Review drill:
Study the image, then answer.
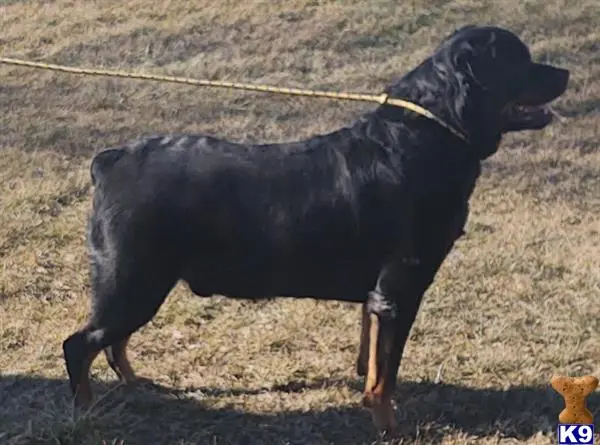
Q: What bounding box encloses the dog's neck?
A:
[372,58,502,160]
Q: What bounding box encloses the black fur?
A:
[63,25,569,416]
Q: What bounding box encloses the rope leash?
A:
[0,56,467,142]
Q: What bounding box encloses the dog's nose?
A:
[532,63,570,99]
[549,66,570,91]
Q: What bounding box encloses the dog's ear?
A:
[437,26,505,91]
[447,41,490,87]
[432,45,474,135]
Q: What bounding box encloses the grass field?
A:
[1,1,599,444]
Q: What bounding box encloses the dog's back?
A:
[86,128,410,300]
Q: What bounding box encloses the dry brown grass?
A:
[1,0,599,444]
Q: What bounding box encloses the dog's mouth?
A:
[501,102,564,132]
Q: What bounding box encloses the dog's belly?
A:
[180,253,379,302]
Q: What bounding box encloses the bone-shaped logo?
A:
[551,375,598,424]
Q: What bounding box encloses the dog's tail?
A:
[90,148,126,186]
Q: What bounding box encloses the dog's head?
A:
[382,25,569,159]
[433,25,569,155]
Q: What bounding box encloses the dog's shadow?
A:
[1,374,598,445]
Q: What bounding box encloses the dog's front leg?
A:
[362,259,426,436]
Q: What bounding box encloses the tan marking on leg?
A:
[75,350,100,407]
[105,336,137,384]
[363,313,382,411]
[369,369,398,435]
[363,318,399,435]
[365,313,379,394]
[114,336,137,384]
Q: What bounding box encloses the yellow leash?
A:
[0,56,468,142]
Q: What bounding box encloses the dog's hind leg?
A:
[63,270,176,407]
[62,325,101,408]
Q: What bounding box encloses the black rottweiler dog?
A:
[63,25,569,434]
